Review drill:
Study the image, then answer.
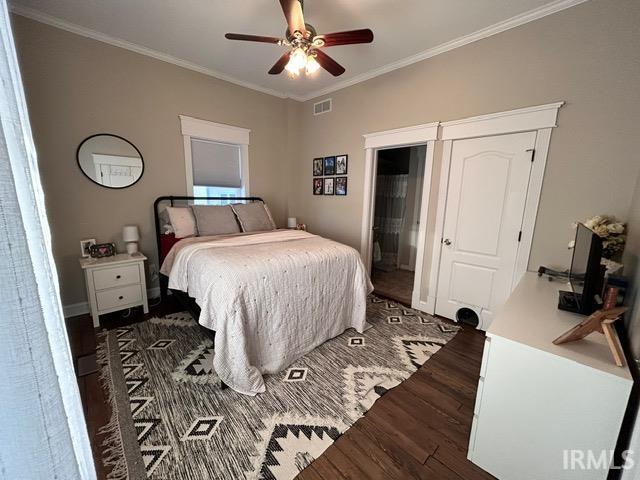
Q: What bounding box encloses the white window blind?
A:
[191,138,242,188]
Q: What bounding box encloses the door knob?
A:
[443,238,452,246]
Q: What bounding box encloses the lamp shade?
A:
[287,217,297,229]
[122,225,140,242]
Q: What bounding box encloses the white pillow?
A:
[158,209,174,234]
[165,206,197,238]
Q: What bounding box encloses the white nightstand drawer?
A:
[93,264,140,290]
[96,284,143,311]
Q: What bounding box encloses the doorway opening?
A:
[371,145,426,305]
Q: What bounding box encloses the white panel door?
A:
[435,132,536,328]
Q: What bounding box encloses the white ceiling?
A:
[11,0,586,101]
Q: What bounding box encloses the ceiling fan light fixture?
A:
[284,62,300,78]
[225,1,373,77]
[305,54,320,75]
[286,47,307,74]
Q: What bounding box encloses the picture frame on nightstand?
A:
[80,238,96,257]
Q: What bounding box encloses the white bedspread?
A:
[166,230,373,395]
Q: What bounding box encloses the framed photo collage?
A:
[313,154,348,196]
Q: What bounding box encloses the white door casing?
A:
[435,131,536,328]
[361,123,439,311]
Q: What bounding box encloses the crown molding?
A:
[9,4,289,99]
[298,0,589,102]
[11,0,589,103]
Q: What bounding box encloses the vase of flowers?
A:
[571,215,626,260]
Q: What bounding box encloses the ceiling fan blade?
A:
[268,51,292,75]
[315,29,374,47]
[313,49,346,76]
[225,33,283,44]
[279,0,307,37]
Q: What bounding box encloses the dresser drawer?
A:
[92,264,140,290]
[96,284,143,311]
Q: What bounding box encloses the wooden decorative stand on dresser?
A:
[79,253,149,327]
[469,272,633,480]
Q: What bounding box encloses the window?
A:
[180,115,250,204]
[192,186,243,205]
[190,138,243,205]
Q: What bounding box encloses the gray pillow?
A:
[190,205,241,236]
[231,202,276,232]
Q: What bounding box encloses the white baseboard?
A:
[63,286,161,318]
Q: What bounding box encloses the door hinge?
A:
[518,231,523,242]
[526,148,535,162]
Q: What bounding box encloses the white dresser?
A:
[469,272,633,480]
[79,253,149,327]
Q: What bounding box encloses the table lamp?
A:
[122,225,140,254]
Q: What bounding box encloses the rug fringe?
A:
[96,331,130,480]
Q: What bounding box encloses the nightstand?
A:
[79,253,149,327]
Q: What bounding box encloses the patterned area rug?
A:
[98,296,459,479]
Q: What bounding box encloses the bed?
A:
[153,196,373,395]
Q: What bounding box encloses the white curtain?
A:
[373,174,409,271]
[0,2,95,478]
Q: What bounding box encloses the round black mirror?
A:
[76,134,143,189]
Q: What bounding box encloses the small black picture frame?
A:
[336,154,348,175]
[313,158,323,176]
[335,176,347,196]
[323,177,335,195]
[89,242,117,258]
[323,156,336,176]
[313,178,323,195]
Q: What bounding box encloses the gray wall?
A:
[289,0,640,301]
[623,174,640,358]
[12,0,640,310]
[12,15,289,306]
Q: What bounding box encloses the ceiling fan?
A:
[225,0,373,77]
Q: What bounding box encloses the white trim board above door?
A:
[440,102,564,140]
[426,102,564,329]
[361,122,439,312]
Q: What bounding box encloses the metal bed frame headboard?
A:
[153,195,264,298]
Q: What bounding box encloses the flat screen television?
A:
[558,223,605,315]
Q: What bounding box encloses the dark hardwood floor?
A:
[371,268,415,306]
[66,299,494,480]
[66,298,183,479]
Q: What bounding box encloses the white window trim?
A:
[361,122,439,311]
[179,115,250,196]
[425,102,564,315]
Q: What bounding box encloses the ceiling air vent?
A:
[313,98,332,116]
